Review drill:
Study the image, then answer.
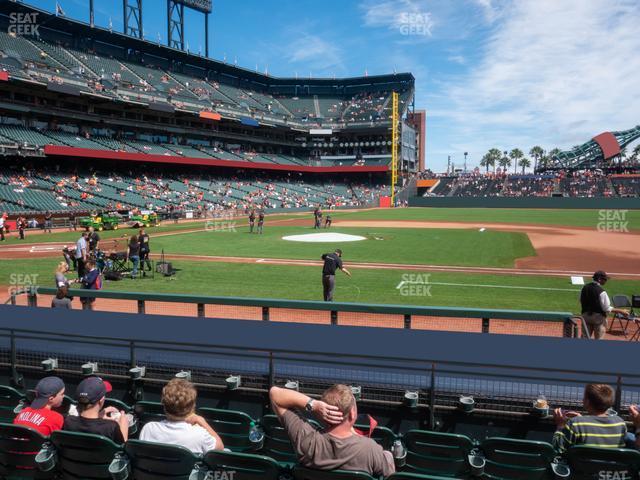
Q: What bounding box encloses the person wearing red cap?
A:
[62,377,128,443]
[13,376,65,436]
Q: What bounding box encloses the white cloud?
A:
[361,0,434,37]
[285,34,345,73]
[447,55,466,65]
[469,0,504,23]
[431,0,640,165]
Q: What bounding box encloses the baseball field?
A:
[1,207,639,314]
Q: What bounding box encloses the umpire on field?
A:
[321,249,351,301]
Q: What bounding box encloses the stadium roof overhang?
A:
[0,2,414,89]
[43,145,389,174]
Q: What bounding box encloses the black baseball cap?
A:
[335,249,343,255]
[593,270,610,281]
[31,376,65,409]
[76,377,112,404]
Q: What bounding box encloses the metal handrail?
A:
[29,287,573,323]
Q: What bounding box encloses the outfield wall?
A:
[409,196,640,209]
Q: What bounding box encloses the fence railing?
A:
[0,317,636,421]
[10,287,578,338]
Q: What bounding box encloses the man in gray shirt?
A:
[75,232,88,279]
[269,384,394,476]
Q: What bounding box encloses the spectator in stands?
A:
[75,232,88,279]
[553,384,627,453]
[270,384,394,476]
[51,286,72,309]
[139,378,224,454]
[63,377,128,443]
[628,405,640,449]
[79,259,102,310]
[127,234,140,278]
[580,271,628,339]
[13,376,65,436]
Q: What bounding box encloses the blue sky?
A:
[28,0,640,171]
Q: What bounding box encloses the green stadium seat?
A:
[566,445,640,479]
[123,439,207,480]
[353,422,396,450]
[133,401,165,426]
[0,385,25,422]
[203,450,280,480]
[103,399,138,437]
[387,474,467,480]
[0,422,53,479]
[292,466,377,480]
[480,437,559,480]
[49,430,122,479]
[259,414,299,465]
[196,407,257,452]
[403,430,476,478]
[104,398,133,412]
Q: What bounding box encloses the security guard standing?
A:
[321,249,351,301]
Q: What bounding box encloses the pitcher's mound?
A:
[282,232,367,243]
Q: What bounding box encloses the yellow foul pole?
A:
[390,91,399,207]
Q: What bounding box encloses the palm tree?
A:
[487,148,502,173]
[498,154,511,171]
[529,146,544,172]
[542,148,561,170]
[519,157,531,174]
[509,148,524,174]
[480,153,491,172]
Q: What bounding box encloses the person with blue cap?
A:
[13,376,65,435]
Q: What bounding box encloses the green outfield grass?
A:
[2,257,639,313]
[151,225,535,268]
[1,207,637,315]
[332,207,640,229]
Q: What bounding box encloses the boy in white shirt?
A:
[139,378,224,454]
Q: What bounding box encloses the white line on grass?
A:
[395,280,579,292]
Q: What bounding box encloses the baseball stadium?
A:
[0,1,639,479]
